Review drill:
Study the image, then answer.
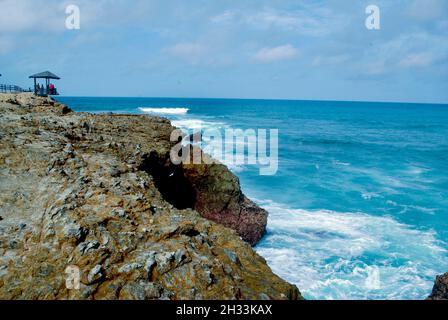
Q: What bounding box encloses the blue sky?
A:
[0,0,447,103]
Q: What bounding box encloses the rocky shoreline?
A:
[1,93,445,301]
[0,93,301,300]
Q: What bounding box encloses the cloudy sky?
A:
[0,0,447,103]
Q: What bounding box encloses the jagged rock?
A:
[0,93,302,300]
[119,281,165,300]
[87,265,104,284]
[78,240,100,256]
[224,248,242,266]
[155,252,175,274]
[118,263,144,274]
[427,273,448,300]
[144,252,157,279]
[174,249,187,266]
[144,282,164,299]
[112,208,128,219]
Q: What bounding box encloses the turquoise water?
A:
[57,97,448,300]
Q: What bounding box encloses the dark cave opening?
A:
[139,151,196,210]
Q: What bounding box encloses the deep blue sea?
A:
[56,96,448,300]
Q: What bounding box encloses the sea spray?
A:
[255,199,448,300]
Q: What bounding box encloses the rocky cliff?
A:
[427,273,448,300]
[0,93,301,300]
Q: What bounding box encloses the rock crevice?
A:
[137,148,268,246]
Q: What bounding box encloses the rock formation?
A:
[139,145,268,246]
[0,93,301,300]
[175,157,267,246]
[427,273,448,300]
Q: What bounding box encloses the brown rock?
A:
[138,145,268,246]
[427,273,448,300]
[183,160,268,246]
[0,93,302,300]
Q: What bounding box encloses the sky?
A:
[0,0,447,103]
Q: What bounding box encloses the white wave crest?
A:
[254,199,448,300]
[171,118,228,130]
[139,107,189,115]
[171,119,207,130]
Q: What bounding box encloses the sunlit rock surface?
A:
[0,93,301,300]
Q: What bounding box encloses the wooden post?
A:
[33,78,36,95]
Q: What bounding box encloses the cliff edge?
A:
[0,93,301,300]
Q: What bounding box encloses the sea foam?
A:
[139,107,189,115]
[171,119,208,130]
[254,199,448,300]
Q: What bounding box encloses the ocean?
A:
[56,96,448,300]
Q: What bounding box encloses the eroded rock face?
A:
[427,273,448,300]
[0,93,301,300]
[183,160,268,246]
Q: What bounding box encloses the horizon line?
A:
[56,95,448,106]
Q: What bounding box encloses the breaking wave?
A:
[139,107,189,115]
[254,199,448,300]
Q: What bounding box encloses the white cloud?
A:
[399,53,433,68]
[359,32,447,75]
[211,6,344,37]
[0,0,158,33]
[254,44,299,63]
[248,11,301,29]
[0,0,68,33]
[210,10,236,24]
